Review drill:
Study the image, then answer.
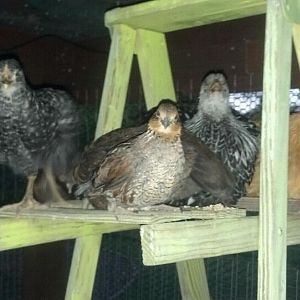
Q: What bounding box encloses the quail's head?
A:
[198,72,230,119]
[148,99,181,140]
[0,59,25,97]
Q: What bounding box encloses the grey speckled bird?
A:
[74,99,235,211]
[184,72,258,203]
[0,58,81,210]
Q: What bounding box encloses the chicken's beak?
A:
[210,80,222,92]
[161,117,171,129]
[2,77,13,85]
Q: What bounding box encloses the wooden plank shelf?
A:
[0,204,246,225]
[2,196,300,224]
[0,218,137,252]
[237,197,300,212]
[141,215,300,266]
[105,0,266,33]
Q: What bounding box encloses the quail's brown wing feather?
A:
[73,124,146,183]
[94,143,133,189]
[79,142,135,209]
[92,124,147,150]
[174,130,235,202]
[90,137,143,207]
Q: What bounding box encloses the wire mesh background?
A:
[1,88,300,300]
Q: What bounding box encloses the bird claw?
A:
[0,196,49,213]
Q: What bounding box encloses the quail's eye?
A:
[156,111,160,117]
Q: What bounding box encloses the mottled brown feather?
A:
[74,100,235,209]
[73,124,146,183]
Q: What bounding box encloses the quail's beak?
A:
[210,80,222,92]
[160,117,171,129]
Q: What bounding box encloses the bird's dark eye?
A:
[156,111,160,117]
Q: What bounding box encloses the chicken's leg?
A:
[42,168,84,208]
[0,175,46,211]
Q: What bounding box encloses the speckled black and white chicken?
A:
[0,58,81,210]
[74,100,235,211]
[184,72,259,203]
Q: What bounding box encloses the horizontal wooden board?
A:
[237,197,300,212]
[0,205,245,225]
[105,0,266,33]
[141,215,300,265]
[0,218,137,251]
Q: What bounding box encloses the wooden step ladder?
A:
[1,1,300,299]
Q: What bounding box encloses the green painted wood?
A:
[105,0,266,33]
[281,0,300,23]
[65,235,102,300]
[177,259,210,300]
[293,24,300,68]
[0,206,245,223]
[95,24,136,137]
[140,216,300,266]
[68,24,137,300]
[258,0,292,299]
[135,29,176,108]
[135,27,208,299]
[0,218,136,251]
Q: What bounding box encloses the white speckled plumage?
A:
[185,72,258,202]
[0,58,81,207]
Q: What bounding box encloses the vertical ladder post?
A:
[95,24,136,137]
[65,236,103,300]
[258,0,292,299]
[292,24,300,67]
[65,24,136,300]
[135,29,210,300]
[135,29,176,108]
[177,259,210,300]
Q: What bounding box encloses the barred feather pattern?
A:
[0,59,81,180]
[183,72,259,204]
[185,111,258,201]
